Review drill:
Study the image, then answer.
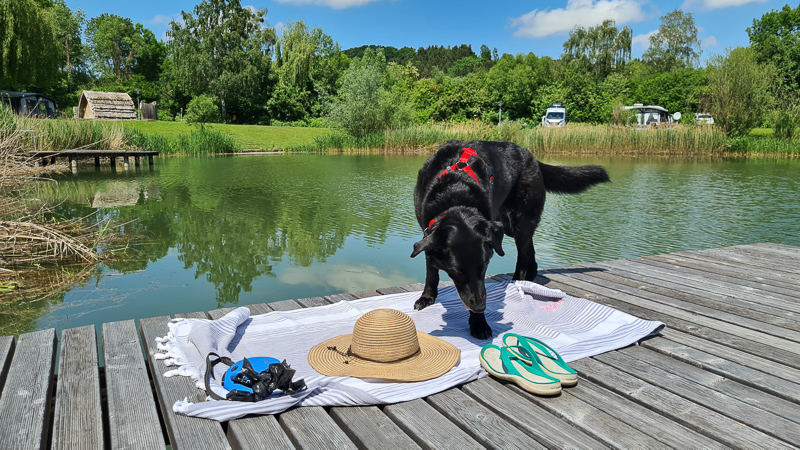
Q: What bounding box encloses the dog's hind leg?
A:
[414,254,439,310]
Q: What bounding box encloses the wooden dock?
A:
[1,242,799,449]
[29,150,159,171]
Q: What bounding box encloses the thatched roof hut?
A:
[78,91,136,120]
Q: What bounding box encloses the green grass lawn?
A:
[749,128,774,137]
[120,121,333,150]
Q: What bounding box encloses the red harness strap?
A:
[439,147,491,184]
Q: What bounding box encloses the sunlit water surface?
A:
[13,154,800,335]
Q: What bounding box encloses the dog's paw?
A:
[468,312,493,340]
[414,296,435,310]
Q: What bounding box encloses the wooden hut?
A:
[78,91,136,120]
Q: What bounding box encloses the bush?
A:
[157,109,175,122]
[185,95,220,124]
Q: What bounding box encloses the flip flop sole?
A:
[479,353,562,396]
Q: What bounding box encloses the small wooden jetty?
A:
[1,242,799,449]
[29,150,159,171]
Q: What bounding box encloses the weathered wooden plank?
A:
[753,242,800,256]
[462,377,608,449]
[208,307,236,319]
[619,345,800,425]
[587,262,800,332]
[52,326,103,450]
[279,406,358,449]
[727,243,800,267]
[426,387,542,449]
[330,406,422,449]
[487,273,512,282]
[375,286,406,295]
[350,290,379,299]
[269,299,303,311]
[571,357,789,448]
[227,415,296,450]
[672,250,800,285]
[400,282,424,292]
[642,253,800,300]
[103,320,165,449]
[599,258,800,316]
[546,270,800,360]
[596,350,800,444]
[563,376,722,448]
[654,328,800,387]
[140,315,230,450]
[501,382,665,448]
[296,296,330,308]
[383,398,483,449]
[542,272,800,371]
[0,335,13,393]
[698,246,800,275]
[325,293,357,303]
[0,328,57,450]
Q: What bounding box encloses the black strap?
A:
[204,352,234,401]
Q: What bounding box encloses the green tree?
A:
[562,19,632,79]
[0,0,60,89]
[274,20,344,119]
[747,4,800,93]
[52,0,86,80]
[328,48,413,137]
[133,24,165,82]
[486,53,548,120]
[86,14,142,81]
[168,0,276,122]
[707,47,774,136]
[642,9,701,72]
[185,94,220,124]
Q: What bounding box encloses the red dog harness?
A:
[439,147,492,185]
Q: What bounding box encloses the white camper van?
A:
[541,103,567,127]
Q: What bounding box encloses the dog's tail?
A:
[538,162,610,194]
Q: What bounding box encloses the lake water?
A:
[11,153,800,335]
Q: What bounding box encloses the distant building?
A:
[78,91,136,120]
[0,90,57,118]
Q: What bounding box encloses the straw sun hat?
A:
[308,309,461,382]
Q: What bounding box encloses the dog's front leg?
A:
[414,254,439,310]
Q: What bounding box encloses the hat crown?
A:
[350,309,420,363]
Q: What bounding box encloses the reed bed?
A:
[126,127,240,155]
[292,121,798,156]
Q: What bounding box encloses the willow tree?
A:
[167,0,276,122]
[0,0,60,90]
[562,19,632,79]
[273,20,346,119]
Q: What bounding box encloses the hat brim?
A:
[308,331,461,382]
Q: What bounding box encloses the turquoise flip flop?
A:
[502,333,578,387]
[479,344,561,395]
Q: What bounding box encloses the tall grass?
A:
[292,121,799,156]
[0,105,127,152]
[125,127,239,155]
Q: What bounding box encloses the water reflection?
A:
[8,153,800,336]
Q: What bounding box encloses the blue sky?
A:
[67,0,789,61]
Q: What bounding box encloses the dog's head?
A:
[410,212,504,312]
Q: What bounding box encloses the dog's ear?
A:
[410,235,433,258]
[490,221,505,256]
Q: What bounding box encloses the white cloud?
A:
[702,35,719,48]
[144,14,181,26]
[681,0,767,10]
[512,0,648,38]
[273,0,380,9]
[632,30,656,49]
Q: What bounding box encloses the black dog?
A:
[410,140,609,339]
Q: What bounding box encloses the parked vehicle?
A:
[541,103,567,127]
[696,113,714,125]
[0,90,57,118]
[623,104,681,127]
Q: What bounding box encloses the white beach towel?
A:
[155,280,664,421]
